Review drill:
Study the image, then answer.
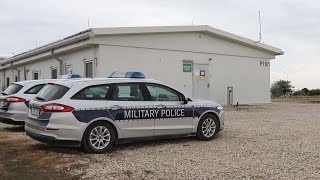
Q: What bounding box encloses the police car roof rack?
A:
[107,71,146,78]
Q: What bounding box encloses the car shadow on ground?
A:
[0,125,25,132]
[28,134,223,155]
[30,143,83,155]
[116,136,198,150]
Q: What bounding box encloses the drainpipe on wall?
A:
[23,66,27,80]
[51,50,63,76]
[2,69,5,91]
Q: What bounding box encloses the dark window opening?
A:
[51,68,58,79]
[33,72,39,80]
[6,78,10,88]
[85,62,93,78]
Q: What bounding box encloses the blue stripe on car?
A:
[27,112,52,127]
[0,103,10,112]
[24,101,30,108]
[71,106,219,123]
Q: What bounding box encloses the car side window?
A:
[146,83,182,101]
[72,85,110,100]
[24,84,46,94]
[111,83,144,101]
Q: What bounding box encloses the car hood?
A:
[188,98,221,107]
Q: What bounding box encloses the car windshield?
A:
[36,84,69,101]
[2,84,23,95]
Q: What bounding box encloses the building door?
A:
[193,64,210,99]
[227,86,233,105]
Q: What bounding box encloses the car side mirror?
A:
[183,96,188,104]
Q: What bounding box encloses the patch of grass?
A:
[0,131,82,179]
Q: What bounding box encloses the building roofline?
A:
[1,25,283,66]
[1,29,93,65]
[92,25,283,55]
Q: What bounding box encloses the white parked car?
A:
[25,76,224,153]
[0,80,59,125]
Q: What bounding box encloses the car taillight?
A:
[5,96,26,103]
[40,103,74,112]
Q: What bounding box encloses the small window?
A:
[85,62,93,78]
[146,83,182,101]
[36,84,69,101]
[111,84,144,101]
[72,85,110,100]
[17,71,21,81]
[24,84,46,94]
[51,68,58,79]
[33,72,39,80]
[65,65,72,74]
[6,78,10,88]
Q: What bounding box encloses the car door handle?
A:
[156,104,166,109]
[110,105,123,110]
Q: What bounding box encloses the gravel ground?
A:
[1,102,320,179]
[82,102,320,179]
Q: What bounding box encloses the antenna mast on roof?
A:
[87,18,90,29]
[258,11,262,42]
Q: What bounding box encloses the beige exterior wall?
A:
[0,31,276,105]
[94,32,274,105]
[97,45,271,105]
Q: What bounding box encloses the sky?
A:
[0,0,319,89]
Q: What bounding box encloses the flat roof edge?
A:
[1,29,93,65]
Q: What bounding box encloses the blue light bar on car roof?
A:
[59,74,82,79]
[107,71,146,78]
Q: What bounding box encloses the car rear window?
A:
[35,84,69,101]
[24,84,46,94]
[2,84,23,95]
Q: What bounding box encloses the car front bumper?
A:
[218,110,225,131]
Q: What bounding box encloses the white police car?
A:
[25,73,224,153]
[0,80,59,125]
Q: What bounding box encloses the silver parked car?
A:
[25,76,224,153]
[0,80,58,125]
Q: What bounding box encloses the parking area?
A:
[1,101,319,179]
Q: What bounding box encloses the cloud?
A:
[0,0,319,88]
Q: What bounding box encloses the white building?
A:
[0,25,283,105]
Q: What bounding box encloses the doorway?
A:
[193,64,210,99]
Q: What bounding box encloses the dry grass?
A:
[0,125,85,179]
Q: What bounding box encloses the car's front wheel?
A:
[81,121,116,153]
[196,114,219,140]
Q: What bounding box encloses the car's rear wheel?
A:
[81,121,116,153]
[196,114,219,141]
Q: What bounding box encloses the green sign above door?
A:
[183,63,192,72]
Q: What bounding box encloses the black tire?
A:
[81,121,116,153]
[196,114,220,141]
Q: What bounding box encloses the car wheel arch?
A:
[83,118,123,140]
[198,111,220,129]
